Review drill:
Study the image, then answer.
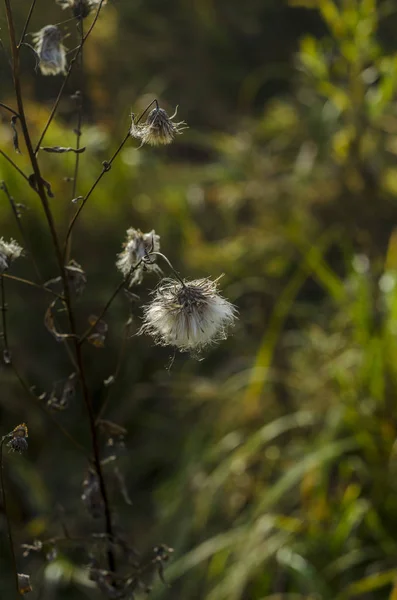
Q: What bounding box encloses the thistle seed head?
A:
[32,25,67,76]
[140,277,237,352]
[116,228,161,286]
[56,0,106,18]
[0,238,23,273]
[131,106,187,146]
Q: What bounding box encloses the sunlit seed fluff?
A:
[116,228,161,286]
[0,238,23,273]
[140,277,237,352]
[32,25,67,76]
[131,107,187,146]
[56,0,107,18]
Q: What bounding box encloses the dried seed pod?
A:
[18,573,32,594]
[7,423,28,453]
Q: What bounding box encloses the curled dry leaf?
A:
[40,146,86,154]
[44,299,76,342]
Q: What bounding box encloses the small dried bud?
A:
[82,468,103,518]
[18,573,32,595]
[32,25,67,76]
[56,0,106,18]
[116,228,161,286]
[140,277,237,352]
[7,423,28,453]
[66,260,87,296]
[131,106,187,146]
[0,238,23,272]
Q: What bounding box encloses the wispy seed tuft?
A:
[140,277,237,352]
[32,25,67,76]
[116,228,161,286]
[131,106,187,146]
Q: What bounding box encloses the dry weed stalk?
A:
[0,0,236,596]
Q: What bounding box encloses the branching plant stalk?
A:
[34,0,105,154]
[18,0,38,48]
[0,435,20,597]
[4,0,116,575]
[63,129,131,258]
[0,149,29,183]
[0,181,42,281]
[63,99,159,253]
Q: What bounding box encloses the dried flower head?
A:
[56,0,106,18]
[7,423,28,453]
[32,25,67,76]
[18,573,32,595]
[116,228,161,286]
[0,238,23,272]
[140,277,237,352]
[131,106,187,146]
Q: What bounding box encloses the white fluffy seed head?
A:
[32,25,67,76]
[140,277,237,352]
[130,107,187,146]
[56,0,107,18]
[0,238,23,273]
[116,228,161,286]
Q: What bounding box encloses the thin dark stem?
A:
[0,102,20,118]
[149,251,185,286]
[63,99,158,255]
[11,363,88,456]
[73,342,116,572]
[34,0,105,154]
[63,130,130,257]
[66,17,84,264]
[0,150,29,183]
[18,0,38,48]
[79,279,126,345]
[0,181,42,281]
[1,273,64,300]
[71,19,84,202]
[1,276,9,357]
[95,323,129,424]
[0,436,20,597]
[4,0,116,574]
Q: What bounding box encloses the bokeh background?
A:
[3,0,397,598]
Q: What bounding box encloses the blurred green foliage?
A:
[3,0,397,598]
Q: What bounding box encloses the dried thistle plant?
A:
[0,0,237,595]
